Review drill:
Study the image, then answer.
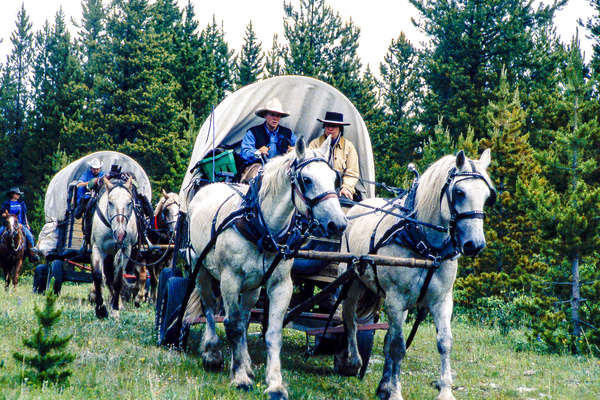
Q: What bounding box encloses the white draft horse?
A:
[187,138,347,400]
[338,150,495,400]
[90,176,138,319]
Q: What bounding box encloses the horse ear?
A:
[318,136,332,160]
[456,150,466,169]
[103,176,113,190]
[161,188,168,197]
[479,148,491,170]
[295,137,306,159]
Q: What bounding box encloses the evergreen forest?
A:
[1,0,600,356]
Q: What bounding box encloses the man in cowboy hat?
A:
[309,111,359,199]
[73,157,105,219]
[1,187,38,261]
[239,97,297,182]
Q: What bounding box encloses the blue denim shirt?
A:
[240,123,297,163]
[77,169,105,200]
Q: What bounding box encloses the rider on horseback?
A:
[0,187,38,261]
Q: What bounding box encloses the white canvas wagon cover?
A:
[37,151,152,255]
[43,151,152,222]
[180,75,375,212]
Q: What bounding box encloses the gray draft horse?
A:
[90,176,138,319]
[338,150,495,400]
[186,138,347,400]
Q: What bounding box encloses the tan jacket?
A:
[309,134,359,195]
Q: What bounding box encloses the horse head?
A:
[3,214,23,251]
[440,149,495,256]
[103,176,135,243]
[289,137,347,236]
[155,189,180,236]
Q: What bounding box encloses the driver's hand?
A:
[339,187,353,199]
[258,146,269,155]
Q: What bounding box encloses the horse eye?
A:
[454,188,465,198]
[302,177,312,186]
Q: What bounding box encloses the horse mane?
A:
[154,192,180,216]
[258,151,295,199]
[415,153,492,223]
[415,154,455,225]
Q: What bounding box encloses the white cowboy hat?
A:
[87,158,104,169]
[255,97,290,118]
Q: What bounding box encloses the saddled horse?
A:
[186,138,347,399]
[0,214,26,290]
[337,150,495,400]
[146,189,180,302]
[90,176,139,318]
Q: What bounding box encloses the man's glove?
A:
[86,178,99,190]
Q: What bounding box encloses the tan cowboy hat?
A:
[255,98,290,118]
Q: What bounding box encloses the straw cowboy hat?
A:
[7,187,24,196]
[87,157,104,169]
[255,98,290,118]
[317,111,351,126]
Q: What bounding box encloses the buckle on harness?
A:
[416,241,428,254]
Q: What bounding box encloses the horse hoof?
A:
[236,383,253,392]
[134,301,141,308]
[334,352,361,377]
[202,352,224,371]
[436,388,455,400]
[110,309,120,319]
[96,305,108,319]
[267,390,288,400]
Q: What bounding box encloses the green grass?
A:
[0,277,598,399]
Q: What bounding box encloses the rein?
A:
[170,156,337,348]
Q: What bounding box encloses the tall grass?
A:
[0,278,598,399]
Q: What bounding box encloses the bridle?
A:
[3,216,24,253]
[288,157,339,219]
[439,159,497,242]
[155,198,180,236]
[105,182,135,237]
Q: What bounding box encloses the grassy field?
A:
[0,277,598,399]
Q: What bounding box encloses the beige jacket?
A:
[309,134,359,195]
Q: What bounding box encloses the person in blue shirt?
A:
[239,98,297,183]
[73,157,105,219]
[1,187,38,261]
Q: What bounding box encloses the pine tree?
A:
[583,0,600,78]
[282,0,379,120]
[520,36,600,353]
[2,3,34,187]
[13,290,75,385]
[410,0,565,140]
[236,21,263,88]
[200,16,234,100]
[264,34,283,78]
[23,10,85,202]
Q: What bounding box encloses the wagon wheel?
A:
[32,264,48,294]
[158,276,189,348]
[155,267,178,341]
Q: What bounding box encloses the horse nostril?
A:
[327,219,347,236]
[463,240,485,256]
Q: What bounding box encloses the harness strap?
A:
[405,267,436,350]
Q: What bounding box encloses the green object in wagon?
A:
[198,149,237,181]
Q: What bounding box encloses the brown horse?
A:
[0,214,26,290]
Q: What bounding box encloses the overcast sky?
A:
[0,0,596,73]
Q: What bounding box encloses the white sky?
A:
[0,0,596,73]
